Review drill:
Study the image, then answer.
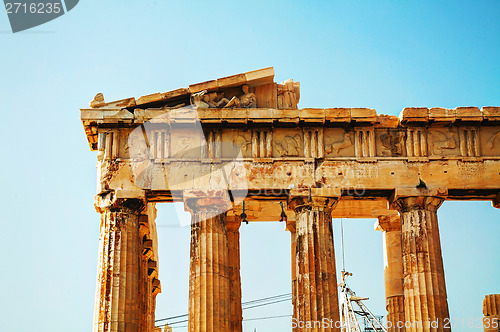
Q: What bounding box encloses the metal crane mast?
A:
[338,271,388,332]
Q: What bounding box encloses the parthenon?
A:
[81,67,500,332]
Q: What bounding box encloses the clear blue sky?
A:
[1,1,499,331]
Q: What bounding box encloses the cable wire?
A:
[155,292,293,327]
[159,314,293,329]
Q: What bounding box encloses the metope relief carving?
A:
[486,131,500,150]
[324,128,354,157]
[170,128,202,159]
[273,129,303,157]
[428,128,459,157]
[480,127,500,157]
[126,128,149,160]
[377,129,405,157]
[221,130,252,159]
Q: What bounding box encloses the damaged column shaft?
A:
[376,215,405,331]
[392,196,451,332]
[288,196,340,332]
[93,194,149,332]
[227,219,243,332]
[186,195,232,332]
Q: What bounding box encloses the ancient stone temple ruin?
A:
[81,67,500,332]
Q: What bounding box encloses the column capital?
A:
[493,193,500,209]
[287,195,338,212]
[183,189,232,214]
[375,215,401,232]
[391,196,444,213]
[94,189,146,213]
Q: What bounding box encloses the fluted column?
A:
[483,294,500,332]
[392,196,450,331]
[93,193,147,332]
[139,203,161,332]
[288,196,340,332]
[186,196,232,332]
[375,215,405,332]
[227,219,243,332]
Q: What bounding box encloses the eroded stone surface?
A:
[288,196,340,332]
[391,196,450,332]
[185,196,232,332]
[375,215,405,332]
[93,194,159,332]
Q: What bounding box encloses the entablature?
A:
[82,68,500,210]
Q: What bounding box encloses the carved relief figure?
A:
[126,130,149,159]
[486,131,500,150]
[224,85,257,108]
[233,134,251,157]
[191,89,241,109]
[191,90,210,108]
[380,131,404,156]
[277,79,299,109]
[275,134,301,157]
[325,131,353,155]
[214,92,230,108]
[175,137,194,158]
[202,92,230,108]
[429,130,458,155]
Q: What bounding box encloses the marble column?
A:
[93,194,148,332]
[227,219,243,332]
[483,294,500,332]
[186,196,232,332]
[288,196,340,332]
[392,196,450,331]
[138,203,161,332]
[376,215,405,331]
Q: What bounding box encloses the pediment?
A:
[89,67,300,110]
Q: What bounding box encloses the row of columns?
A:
[185,193,453,331]
[93,192,458,332]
